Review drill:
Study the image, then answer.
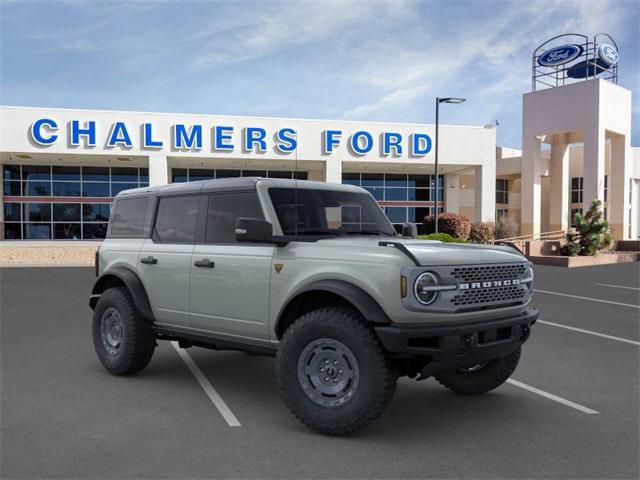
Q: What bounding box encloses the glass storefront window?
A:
[25,181,51,196]
[22,165,51,181]
[83,223,108,239]
[82,167,110,181]
[110,167,138,182]
[242,170,267,177]
[25,203,51,222]
[82,182,110,197]
[83,203,110,222]
[4,203,21,221]
[53,203,81,222]
[1,164,146,240]
[54,223,81,239]
[52,182,81,197]
[3,181,21,196]
[52,166,80,181]
[3,164,21,181]
[4,223,22,239]
[24,223,51,239]
[111,183,138,196]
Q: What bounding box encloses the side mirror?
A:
[402,222,418,238]
[235,217,274,243]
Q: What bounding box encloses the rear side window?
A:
[206,191,263,244]
[109,197,149,237]
[153,195,200,244]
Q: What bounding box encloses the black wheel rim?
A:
[297,338,359,407]
[100,307,124,355]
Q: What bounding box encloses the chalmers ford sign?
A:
[29,118,434,157]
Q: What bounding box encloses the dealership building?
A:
[0,34,638,244]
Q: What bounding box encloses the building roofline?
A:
[0,104,488,130]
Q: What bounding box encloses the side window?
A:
[206,191,263,244]
[109,197,149,237]
[154,195,200,244]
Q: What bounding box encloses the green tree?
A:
[560,199,614,256]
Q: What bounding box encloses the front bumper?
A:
[374,307,538,378]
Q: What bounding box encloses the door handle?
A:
[194,259,215,268]
[140,256,158,265]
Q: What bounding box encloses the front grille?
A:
[451,285,527,307]
[451,264,527,283]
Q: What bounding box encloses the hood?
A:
[314,237,526,266]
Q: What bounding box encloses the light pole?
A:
[434,96,466,233]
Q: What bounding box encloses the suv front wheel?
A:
[92,287,156,375]
[275,307,398,436]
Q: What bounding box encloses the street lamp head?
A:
[438,97,466,104]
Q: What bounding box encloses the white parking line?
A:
[538,320,640,346]
[534,289,640,309]
[506,379,599,415]
[596,283,640,291]
[171,342,242,427]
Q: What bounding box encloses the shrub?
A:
[469,222,495,244]
[422,213,471,240]
[494,217,519,239]
[417,233,467,243]
[560,199,614,256]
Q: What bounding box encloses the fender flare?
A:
[275,279,391,336]
[90,266,154,321]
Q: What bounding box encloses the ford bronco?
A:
[90,178,537,435]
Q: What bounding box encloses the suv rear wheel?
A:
[434,347,521,395]
[275,307,397,436]
[92,287,156,375]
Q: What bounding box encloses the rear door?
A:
[138,194,200,328]
[189,190,274,339]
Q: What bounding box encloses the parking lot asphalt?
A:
[1,263,639,479]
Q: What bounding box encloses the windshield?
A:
[268,187,397,237]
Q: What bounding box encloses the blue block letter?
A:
[244,127,267,152]
[143,123,163,148]
[214,126,234,151]
[275,128,297,153]
[107,122,133,147]
[411,133,432,156]
[323,130,342,154]
[173,124,203,150]
[71,120,96,146]
[350,131,373,155]
[30,118,58,145]
[383,132,403,156]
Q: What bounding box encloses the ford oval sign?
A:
[538,44,583,67]
[598,44,618,67]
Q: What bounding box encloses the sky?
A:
[1,0,638,148]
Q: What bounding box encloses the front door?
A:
[190,191,274,340]
[138,194,200,328]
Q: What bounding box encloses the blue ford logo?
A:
[598,44,618,66]
[538,44,583,67]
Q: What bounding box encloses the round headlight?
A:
[414,272,439,305]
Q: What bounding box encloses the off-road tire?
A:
[92,287,155,375]
[434,347,521,395]
[275,307,398,436]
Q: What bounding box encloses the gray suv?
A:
[90,178,538,435]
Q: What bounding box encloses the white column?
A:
[324,159,342,184]
[148,153,169,186]
[582,126,605,211]
[445,173,459,214]
[474,163,495,223]
[549,137,570,232]
[521,135,542,236]
[609,134,631,240]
